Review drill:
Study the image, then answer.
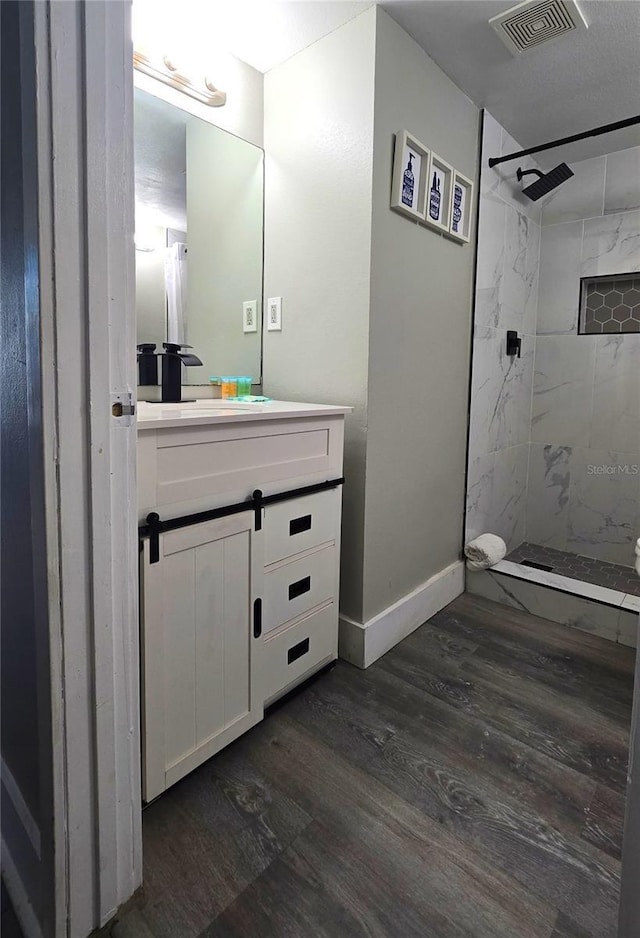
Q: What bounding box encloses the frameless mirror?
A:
[134,87,264,387]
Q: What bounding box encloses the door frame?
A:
[32,1,141,933]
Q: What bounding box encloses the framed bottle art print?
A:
[448,170,474,243]
[422,152,453,233]
[390,130,430,222]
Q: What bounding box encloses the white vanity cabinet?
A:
[138,401,349,801]
[260,487,342,706]
[141,511,263,802]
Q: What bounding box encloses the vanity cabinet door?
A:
[141,511,262,801]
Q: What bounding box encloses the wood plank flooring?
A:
[109,594,635,938]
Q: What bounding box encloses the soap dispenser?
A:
[160,342,203,403]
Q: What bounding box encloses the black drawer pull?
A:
[288,637,309,664]
[290,514,312,536]
[253,598,262,638]
[288,576,311,601]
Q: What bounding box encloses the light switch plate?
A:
[243,300,258,333]
[267,296,282,331]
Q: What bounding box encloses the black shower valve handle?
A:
[506,330,522,359]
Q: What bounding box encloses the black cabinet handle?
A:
[253,489,263,531]
[253,598,262,638]
[289,514,312,536]
[288,576,311,601]
[288,638,309,664]
[147,512,161,564]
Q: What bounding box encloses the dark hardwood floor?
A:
[110,594,635,938]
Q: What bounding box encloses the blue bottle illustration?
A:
[402,153,415,207]
[429,171,441,221]
[452,183,463,233]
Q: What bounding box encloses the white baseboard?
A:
[339,560,464,668]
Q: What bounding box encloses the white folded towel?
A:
[465,534,507,571]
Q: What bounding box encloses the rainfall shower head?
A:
[516,163,574,200]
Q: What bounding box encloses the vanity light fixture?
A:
[134,240,156,253]
[133,49,227,108]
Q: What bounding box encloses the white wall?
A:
[363,9,479,622]
[262,7,376,622]
[264,7,480,629]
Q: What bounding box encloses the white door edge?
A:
[34,1,142,933]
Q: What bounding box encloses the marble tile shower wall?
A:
[466,112,540,550]
[528,145,640,566]
[467,118,640,567]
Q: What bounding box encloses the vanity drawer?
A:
[263,488,339,565]
[262,602,337,705]
[262,544,337,633]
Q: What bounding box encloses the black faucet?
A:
[137,343,159,386]
[160,343,203,403]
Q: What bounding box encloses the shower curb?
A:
[466,565,638,648]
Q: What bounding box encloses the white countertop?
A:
[136,399,352,431]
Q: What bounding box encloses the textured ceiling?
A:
[382,0,640,165]
[208,0,371,74]
[133,0,640,166]
[132,1,372,75]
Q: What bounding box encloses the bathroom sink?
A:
[137,403,247,418]
[177,399,268,413]
[174,406,247,416]
[137,399,268,418]
[136,399,351,431]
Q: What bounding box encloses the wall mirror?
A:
[134,87,264,388]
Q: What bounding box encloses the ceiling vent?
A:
[489,0,588,54]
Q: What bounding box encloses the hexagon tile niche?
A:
[580,273,640,334]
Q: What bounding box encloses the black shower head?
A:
[516,163,574,201]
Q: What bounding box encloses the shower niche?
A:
[579,273,640,334]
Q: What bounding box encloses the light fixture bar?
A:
[133,51,227,108]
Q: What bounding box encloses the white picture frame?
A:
[390,130,429,222]
[423,152,453,233]
[448,170,474,243]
